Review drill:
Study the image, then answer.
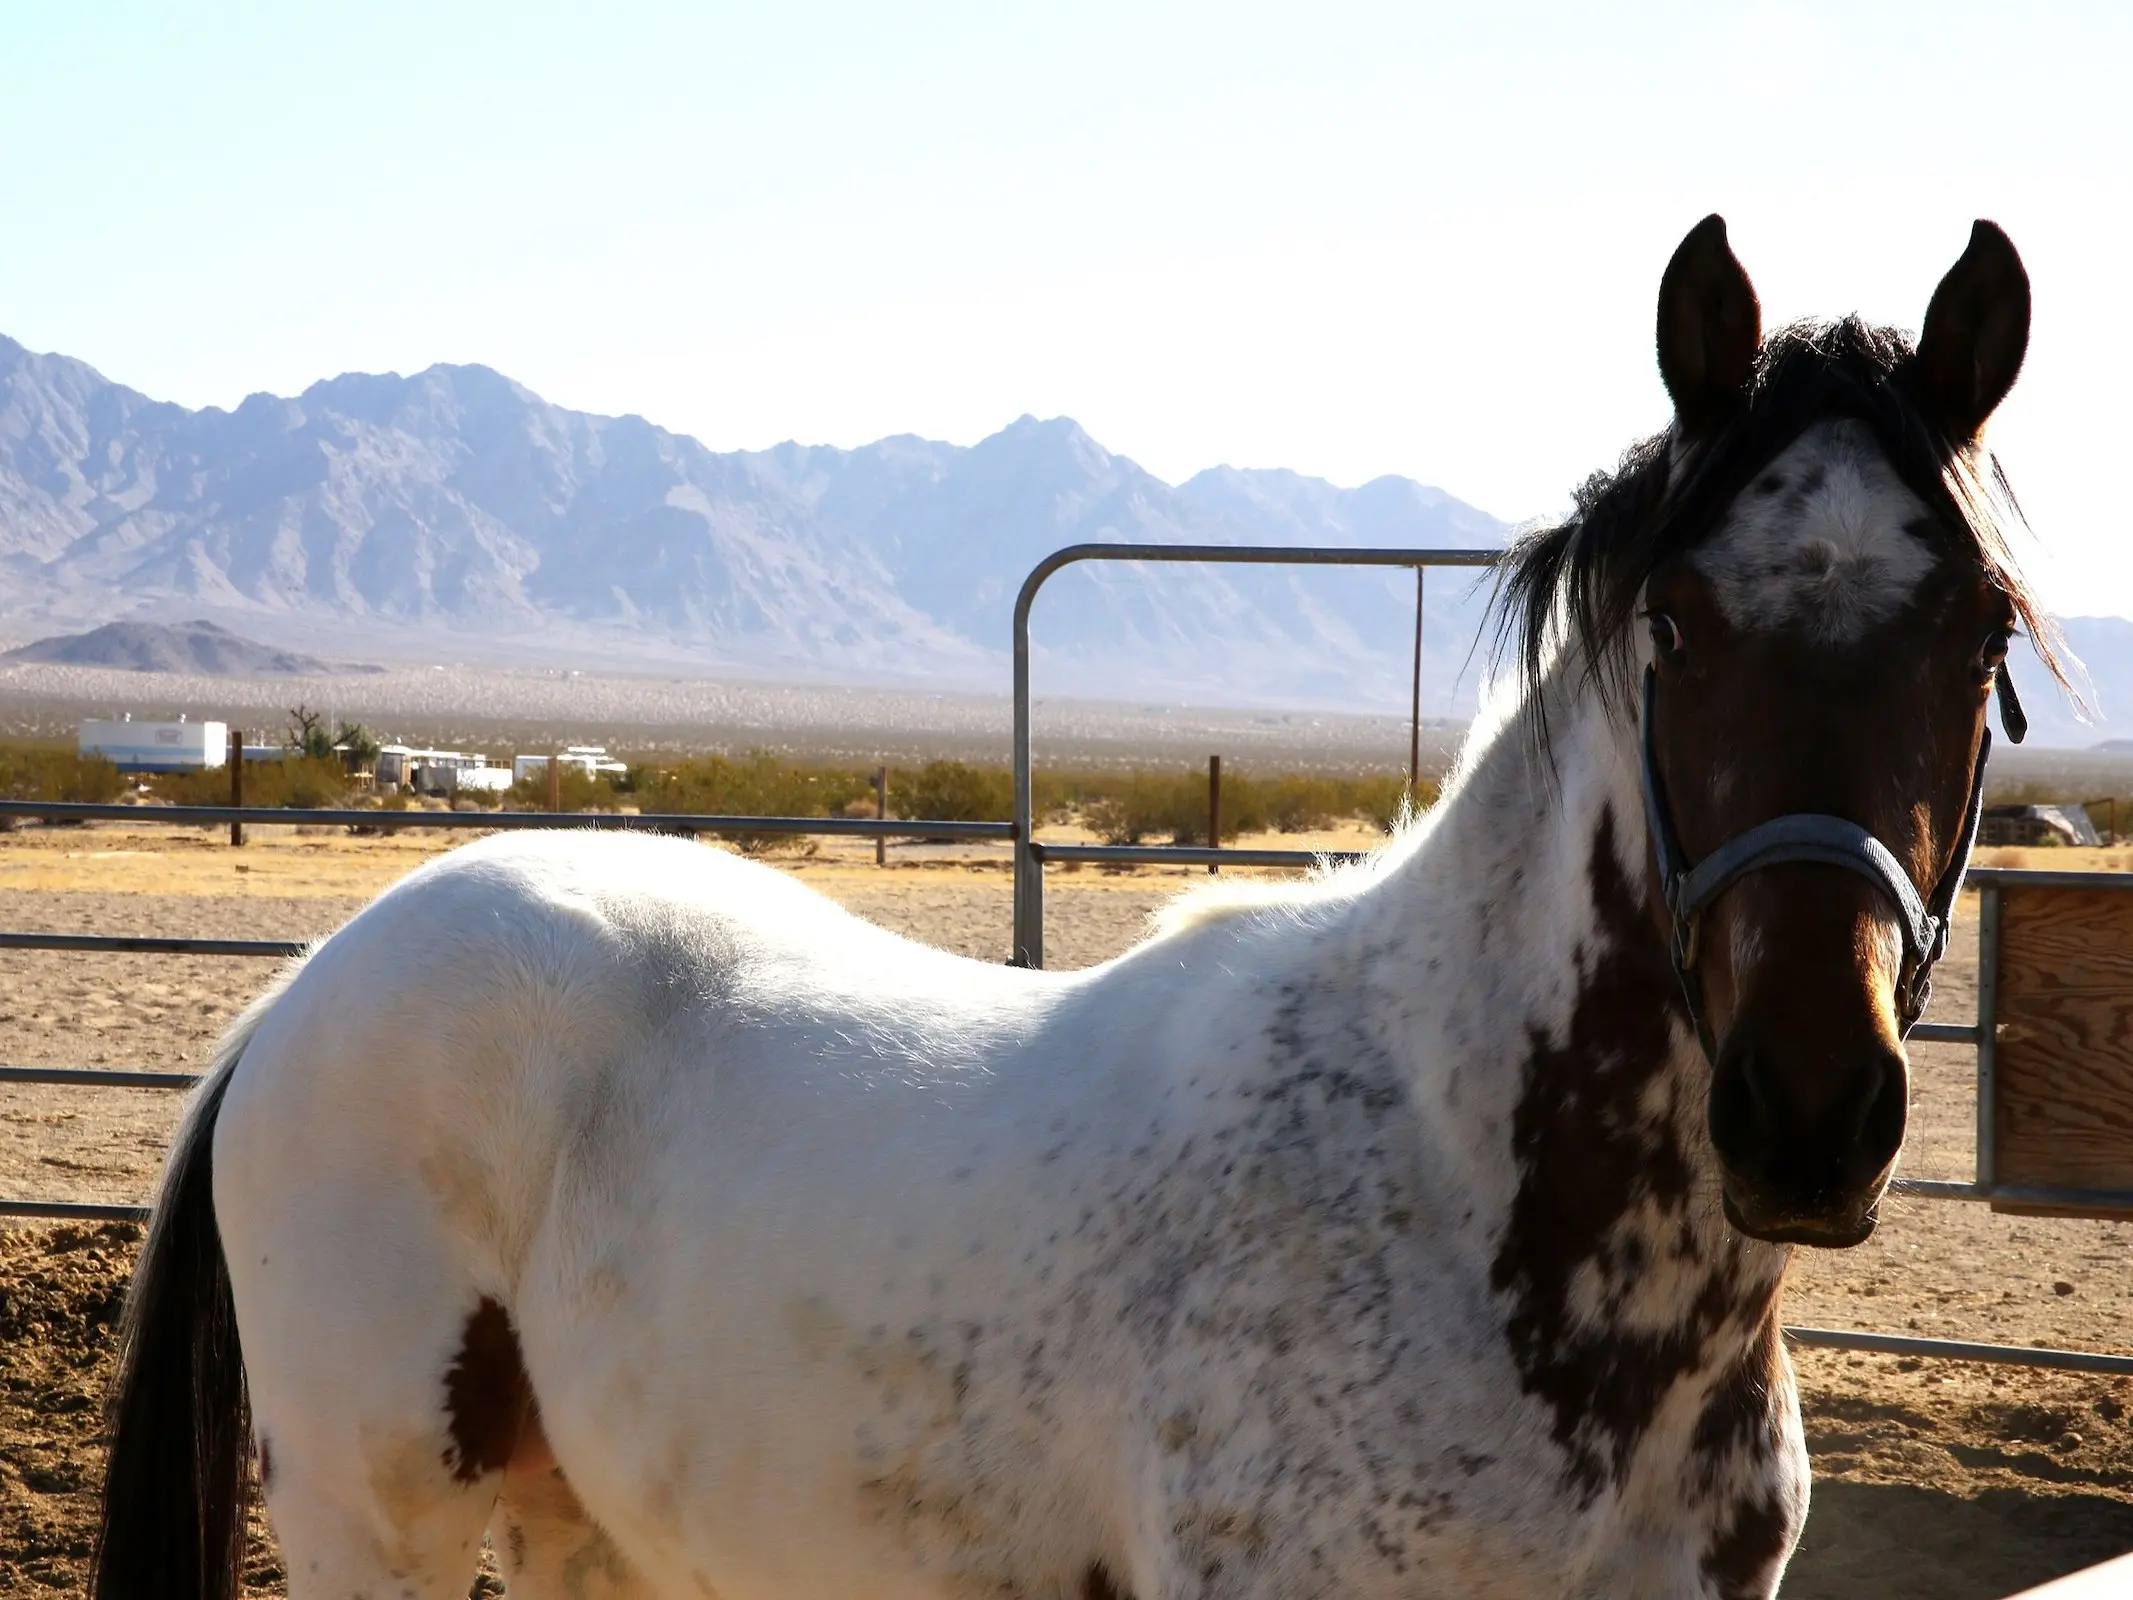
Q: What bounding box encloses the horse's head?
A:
[1503,216,2060,1249]
[1633,216,2044,1247]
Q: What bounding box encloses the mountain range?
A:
[0,332,2122,744]
[1,617,374,676]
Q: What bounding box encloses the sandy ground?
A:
[1,823,2131,1595]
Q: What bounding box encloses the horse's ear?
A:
[1656,214,1762,432]
[1916,220,2031,440]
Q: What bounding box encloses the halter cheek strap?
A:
[1640,664,2007,1061]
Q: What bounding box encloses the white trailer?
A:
[513,746,627,783]
[449,766,514,796]
[78,718,228,772]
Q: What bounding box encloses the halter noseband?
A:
[1639,663,2021,1061]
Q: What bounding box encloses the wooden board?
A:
[1992,887,2133,1209]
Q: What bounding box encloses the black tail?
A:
[93,1060,251,1599]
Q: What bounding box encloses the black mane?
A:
[1494,316,2064,742]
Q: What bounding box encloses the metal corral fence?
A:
[3,544,2133,1384]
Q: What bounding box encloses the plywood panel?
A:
[1992,887,2133,1202]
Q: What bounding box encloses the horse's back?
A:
[216,826,1057,1261]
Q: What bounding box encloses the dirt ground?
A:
[1,822,2130,1595]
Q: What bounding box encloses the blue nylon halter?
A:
[1638,663,2015,1059]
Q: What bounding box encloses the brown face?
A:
[1648,215,2033,1246]
[1641,441,2014,1244]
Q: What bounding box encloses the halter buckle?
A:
[1675,911,1702,972]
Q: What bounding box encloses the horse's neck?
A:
[1356,662,1788,1344]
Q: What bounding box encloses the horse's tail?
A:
[93,990,284,1600]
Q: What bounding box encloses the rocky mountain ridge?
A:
[1,333,2123,743]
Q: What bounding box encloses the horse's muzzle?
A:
[1707,1027,1907,1250]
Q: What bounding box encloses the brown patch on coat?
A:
[1083,1562,1132,1600]
[1691,1313,1786,1475]
[1692,1313,1804,1590]
[1490,812,1768,1501]
[442,1296,533,1484]
[1701,1489,1794,1599]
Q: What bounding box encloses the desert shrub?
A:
[147,765,231,807]
[894,760,1013,824]
[1081,771,1216,846]
[506,765,626,813]
[628,752,872,853]
[466,747,1437,852]
[635,753,873,820]
[1067,767,1430,845]
[150,757,350,809]
[1230,773,1414,835]
[0,745,128,806]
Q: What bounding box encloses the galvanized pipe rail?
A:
[1783,1325,2133,1377]
[0,1065,201,1089]
[1009,542,1501,969]
[0,798,1016,842]
[0,930,306,957]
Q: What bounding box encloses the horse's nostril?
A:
[1857,1049,1908,1168]
[1737,1045,1779,1120]
[1706,1047,1765,1167]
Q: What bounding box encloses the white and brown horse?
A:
[97,217,2053,1599]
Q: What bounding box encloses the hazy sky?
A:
[4,1,2127,615]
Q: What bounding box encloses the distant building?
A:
[78,717,227,772]
[513,746,628,784]
[1980,803,2103,849]
[450,766,514,796]
[377,745,492,795]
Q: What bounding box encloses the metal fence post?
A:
[227,727,244,847]
[1011,563,1048,968]
[1410,565,1425,791]
[1208,755,1222,875]
[1976,881,2005,1192]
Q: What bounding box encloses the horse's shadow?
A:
[1785,1480,2133,1598]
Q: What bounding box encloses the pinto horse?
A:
[97,217,2052,1600]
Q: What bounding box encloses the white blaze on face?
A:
[1693,418,1938,642]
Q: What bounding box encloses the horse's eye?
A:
[1648,612,1686,665]
[1979,628,2013,675]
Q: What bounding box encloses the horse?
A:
[95,214,2054,1600]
